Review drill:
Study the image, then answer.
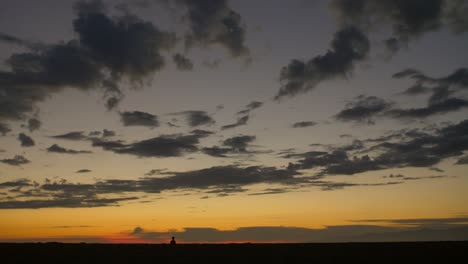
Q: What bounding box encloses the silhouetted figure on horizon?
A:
[170,236,176,245]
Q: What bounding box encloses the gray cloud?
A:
[52,131,88,141]
[292,121,317,128]
[0,179,33,188]
[26,118,41,132]
[18,133,35,147]
[172,53,194,71]
[335,95,393,124]
[119,111,159,128]
[178,0,250,58]
[0,0,177,126]
[288,119,468,176]
[173,111,215,127]
[237,101,263,115]
[0,123,11,136]
[388,98,468,119]
[202,135,256,158]
[221,115,249,130]
[275,26,369,100]
[76,169,92,173]
[102,129,115,137]
[455,155,468,165]
[330,0,466,54]
[1,155,30,166]
[92,134,202,157]
[130,223,468,243]
[47,144,92,154]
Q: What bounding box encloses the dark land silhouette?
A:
[1,241,466,264]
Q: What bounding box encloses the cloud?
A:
[237,101,263,115]
[455,155,468,165]
[351,216,468,227]
[285,118,468,176]
[0,32,41,50]
[0,179,33,188]
[51,131,88,141]
[0,123,11,136]
[330,0,466,54]
[0,0,177,126]
[389,68,468,119]
[190,129,215,137]
[119,111,159,128]
[26,118,41,132]
[173,111,215,127]
[129,223,468,243]
[76,169,92,173]
[202,135,257,157]
[335,95,393,124]
[0,196,138,209]
[92,134,201,157]
[47,144,92,154]
[172,53,194,71]
[178,0,250,58]
[388,98,468,119]
[102,129,115,137]
[292,121,317,128]
[18,133,35,147]
[221,115,249,130]
[275,26,369,100]
[223,135,255,151]
[1,155,30,166]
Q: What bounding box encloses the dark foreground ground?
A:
[1,241,466,264]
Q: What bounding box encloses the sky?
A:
[0,0,468,243]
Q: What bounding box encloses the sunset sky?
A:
[1,0,468,243]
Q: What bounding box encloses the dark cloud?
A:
[179,0,250,58]
[351,216,468,227]
[0,0,177,126]
[389,68,468,119]
[51,131,88,141]
[130,223,468,243]
[292,121,317,128]
[92,134,201,157]
[119,111,159,128]
[275,26,369,100]
[455,155,468,165]
[237,101,263,115]
[202,135,257,157]
[0,196,138,209]
[173,111,215,127]
[330,0,463,54]
[400,84,431,96]
[1,155,30,166]
[76,169,92,173]
[73,0,176,79]
[172,53,194,71]
[0,179,33,188]
[221,115,249,130]
[388,98,468,119]
[190,129,214,137]
[335,95,393,124]
[47,144,92,154]
[201,146,232,157]
[0,123,11,136]
[286,119,468,176]
[102,129,115,137]
[26,118,41,132]
[223,135,255,151]
[0,32,41,50]
[18,133,35,147]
